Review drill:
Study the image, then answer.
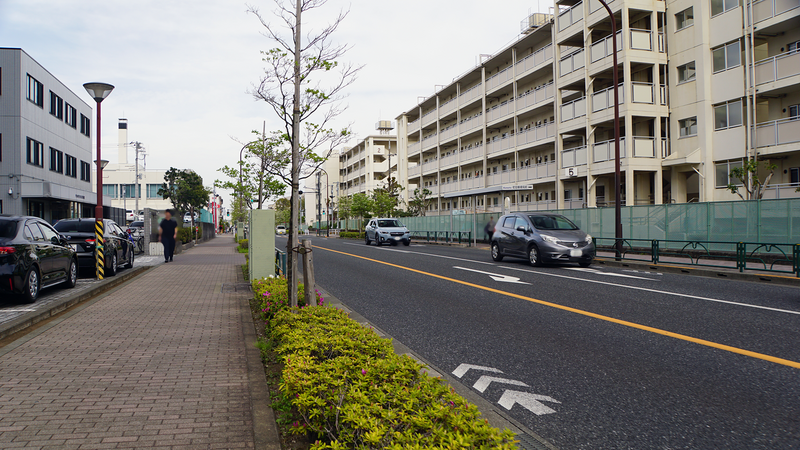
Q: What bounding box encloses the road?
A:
[278,235,800,450]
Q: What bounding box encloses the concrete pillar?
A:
[248,210,276,281]
[671,169,686,203]
[587,174,597,207]
[654,170,663,205]
[625,169,635,206]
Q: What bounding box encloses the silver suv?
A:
[365,218,411,246]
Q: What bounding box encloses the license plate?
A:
[570,249,582,257]
[394,237,401,240]
[70,244,79,251]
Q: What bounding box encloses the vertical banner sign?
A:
[95,220,105,280]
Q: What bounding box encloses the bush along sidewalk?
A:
[338,231,364,240]
[253,278,518,449]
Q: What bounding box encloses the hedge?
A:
[339,231,364,240]
[177,226,202,243]
[265,295,517,448]
[238,239,249,248]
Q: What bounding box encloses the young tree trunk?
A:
[288,0,302,308]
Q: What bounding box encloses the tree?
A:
[726,159,777,200]
[274,196,291,225]
[408,188,433,216]
[351,192,373,226]
[248,0,362,307]
[158,168,212,242]
[337,195,352,223]
[371,189,396,218]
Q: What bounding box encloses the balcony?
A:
[421,109,436,127]
[440,152,458,167]
[488,169,515,186]
[460,143,484,162]
[421,159,437,174]
[517,122,556,147]
[517,44,554,77]
[590,31,622,63]
[440,97,457,117]
[517,82,555,111]
[408,165,421,177]
[629,29,654,51]
[487,100,515,123]
[761,182,800,199]
[518,161,557,180]
[588,0,615,13]
[459,113,483,135]
[460,176,484,190]
[562,146,588,167]
[558,2,583,32]
[408,141,421,156]
[560,96,587,122]
[440,123,459,142]
[487,66,514,92]
[516,200,557,211]
[408,119,420,134]
[459,83,483,104]
[755,50,800,87]
[487,135,514,155]
[750,0,800,24]
[560,49,585,77]
[755,117,800,149]
[421,132,438,151]
[631,82,655,104]
[593,137,627,162]
[591,83,624,112]
[440,181,459,194]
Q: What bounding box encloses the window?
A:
[789,104,799,119]
[790,167,799,186]
[121,184,140,199]
[26,74,44,107]
[26,138,44,167]
[65,103,77,128]
[103,184,119,198]
[676,7,694,30]
[711,0,739,16]
[65,154,77,178]
[49,147,64,173]
[712,41,741,73]
[714,100,743,130]
[49,91,64,120]
[80,161,91,182]
[715,160,743,188]
[514,217,528,231]
[80,114,91,137]
[679,117,698,137]
[677,62,696,83]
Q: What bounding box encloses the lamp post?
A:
[316,169,329,237]
[596,1,623,258]
[238,142,249,224]
[83,82,114,280]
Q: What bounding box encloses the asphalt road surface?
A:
[278,236,800,450]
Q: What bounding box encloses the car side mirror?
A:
[51,236,62,245]
[516,226,527,233]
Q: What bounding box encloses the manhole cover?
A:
[221,283,252,293]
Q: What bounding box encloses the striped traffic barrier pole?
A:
[96,219,104,280]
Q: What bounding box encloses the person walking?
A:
[159,209,178,263]
[484,216,496,243]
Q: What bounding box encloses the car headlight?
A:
[585,234,593,244]
[541,234,558,244]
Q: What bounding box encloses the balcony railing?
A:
[761,182,800,199]
[660,84,668,105]
[517,122,556,147]
[488,169,516,186]
[658,32,665,53]
[589,0,615,13]
[749,0,800,24]
[421,133,438,151]
[487,100,515,122]
[632,81,655,104]
[755,117,800,147]
[518,161,557,180]
[440,153,458,167]
[459,83,483,103]
[517,82,555,110]
[440,124,458,142]
[560,49,585,77]
[516,200,557,211]
[408,165,421,177]
[558,2,583,31]
[562,146,588,167]
[421,159,437,173]
[560,96,587,122]
[408,119,420,133]
[487,135,514,155]
[593,137,627,162]
[632,136,657,157]
[629,28,653,51]
[487,66,514,91]
[459,113,483,134]
[421,109,436,126]
[460,143,484,162]
[592,83,624,112]
[517,44,554,76]
[440,98,457,116]
[460,176,484,190]
[755,50,800,85]
[408,141,421,155]
[590,31,622,63]
[440,181,459,194]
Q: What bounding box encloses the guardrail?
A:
[275,248,287,277]
[593,238,799,277]
[410,231,472,246]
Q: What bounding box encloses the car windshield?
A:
[54,220,96,233]
[377,219,403,228]
[0,219,18,238]
[130,221,143,227]
[277,226,285,229]
[528,215,578,230]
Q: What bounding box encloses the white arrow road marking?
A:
[565,267,656,280]
[473,376,529,393]
[452,364,504,378]
[454,266,531,284]
[498,390,561,415]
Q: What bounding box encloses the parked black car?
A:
[0,215,78,302]
[491,213,595,267]
[54,218,134,276]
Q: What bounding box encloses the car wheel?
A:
[107,253,118,276]
[365,234,371,245]
[125,250,134,269]
[491,242,504,262]
[528,245,542,267]
[64,258,78,288]
[375,235,382,246]
[23,266,40,303]
[579,260,592,268]
[402,239,410,246]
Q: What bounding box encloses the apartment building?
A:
[0,48,104,221]
[303,156,340,227]
[395,2,800,216]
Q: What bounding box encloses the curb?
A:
[0,265,151,342]
[317,286,557,450]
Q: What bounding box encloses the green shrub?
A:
[339,231,364,240]
[239,239,249,248]
[253,277,322,322]
[269,306,517,449]
[177,226,202,243]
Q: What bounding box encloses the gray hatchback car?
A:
[491,213,594,267]
[365,218,411,246]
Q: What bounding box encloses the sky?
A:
[0,0,550,201]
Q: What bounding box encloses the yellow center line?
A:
[314,244,800,370]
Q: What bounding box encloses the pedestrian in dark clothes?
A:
[159,210,178,263]
[484,216,495,242]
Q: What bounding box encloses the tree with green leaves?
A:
[351,192,373,226]
[408,188,434,216]
[158,168,212,242]
[726,158,777,200]
[247,0,362,307]
[337,195,352,222]
[274,196,291,225]
[371,189,396,218]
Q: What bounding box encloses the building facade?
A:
[394,3,799,216]
[0,48,105,221]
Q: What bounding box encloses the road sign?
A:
[452,209,466,215]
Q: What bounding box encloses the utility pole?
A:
[131,141,144,217]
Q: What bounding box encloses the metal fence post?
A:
[652,240,659,264]
[793,244,799,277]
[736,242,746,272]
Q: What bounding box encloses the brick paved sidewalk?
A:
[0,237,273,449]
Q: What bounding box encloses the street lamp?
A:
[316,169,329,237]
[83,82,114,280]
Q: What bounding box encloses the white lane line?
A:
[565,267,656,280]
[335,243,800,316]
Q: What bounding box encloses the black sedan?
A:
[491,212,595,267]
[0,215,78,302]
[54,218,134,276]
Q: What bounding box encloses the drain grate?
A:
[220,283,252,293]
[516,432,552,450]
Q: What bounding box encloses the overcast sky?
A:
[0,0,550,200]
